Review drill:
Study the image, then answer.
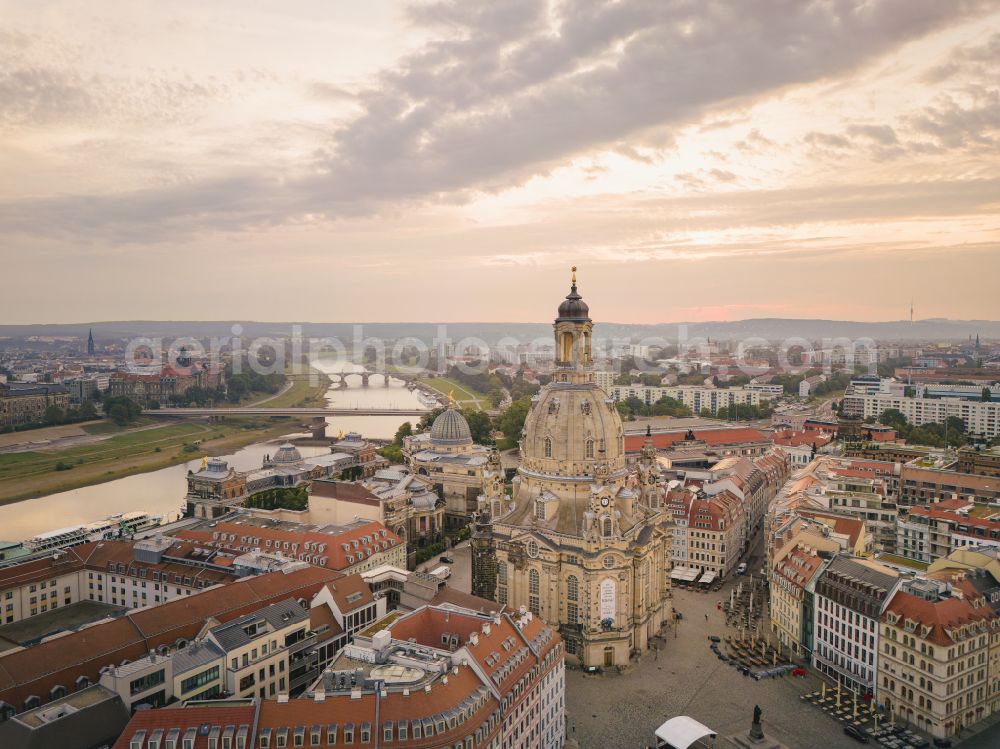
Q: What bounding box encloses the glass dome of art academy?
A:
[515,268,627,504]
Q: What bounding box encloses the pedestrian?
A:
[704,613,709,622]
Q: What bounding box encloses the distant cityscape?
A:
[0,278,999,749]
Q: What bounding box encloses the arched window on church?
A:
[528,569,540,616]
[585,439,594,459]
[566,575,579,625]
[602,516,613,538]
[497,562,508,605]
[535,500,545,520]
[544,437,552,458]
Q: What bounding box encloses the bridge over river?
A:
[143,407,429,438]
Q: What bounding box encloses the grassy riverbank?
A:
[422,376,492,410]
[0,371,331,506]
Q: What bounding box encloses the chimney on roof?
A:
[314,690,325,702]
[425,684,431,693]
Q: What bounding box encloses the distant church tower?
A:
[87,328,95,356]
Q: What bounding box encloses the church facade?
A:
[472,271,674,668]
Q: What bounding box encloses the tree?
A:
[461,409,494,444]
[983,388,993,402]
[102,396,142,425]
[393,421,413,445]
[497,398,531,443]
[879,408,908,431]
[417,408,445,432]
[650,396,692,417]
[78,400,98,419]
[43,404,65,425]
[378,443,404,463]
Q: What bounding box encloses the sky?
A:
[1,0,999,325]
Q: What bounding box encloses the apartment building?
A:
[841,393,1000,438]
[0,566,348,720]
[0,538,238,626]
[608,384,761,416]
[897,503,1000,564]
[880,572,1000,739]
[813,556,900,698]
[207,598,307,700]
[112,603,566,749]
[98,639,226,711]
[175,517,406,575]
[957,446,1000,478]
[823,474,899,554]
[665,488,746,578]
[770,539,831,658]
[898,465,1000,507]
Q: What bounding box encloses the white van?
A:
[431,565,452,580]
[736,563,747,575]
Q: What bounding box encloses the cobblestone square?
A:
[566,583,863,749]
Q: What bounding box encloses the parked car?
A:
[736,562,747,575]
[844,725,869,743]
[439,555,453,564]
[707,635,721,642]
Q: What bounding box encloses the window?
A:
[544,437,552,458]
[130,669,165,696]
[585,439,594,458]
[566,575,579,601]
[529,569,540,616]
[567,603,579,625]
[602,516,613,537]
[181,666,219,694]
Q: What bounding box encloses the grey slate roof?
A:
[0,684,129,749]
[171,639,225,675]
[208,597,307,651]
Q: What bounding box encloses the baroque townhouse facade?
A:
[880,572,1000,739]
[813,556,900,699]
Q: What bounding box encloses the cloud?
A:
[910,88,1000,148]
[0,0,994,240]
[846,124,899,146]
[306,82,358,102]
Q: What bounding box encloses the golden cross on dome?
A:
[571,266,577,283]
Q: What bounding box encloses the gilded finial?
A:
[200,455,207,470]
[448,389,455,406]
[571,266,577,284]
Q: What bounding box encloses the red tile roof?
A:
[174,519,402,572]
[0,566,344,712]
[112,704,256,749]
[624,427,768,452]
[883,587,997,647]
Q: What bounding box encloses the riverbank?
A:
[0,371,331,506]
[421,376,492,410]
[0,419,303,506]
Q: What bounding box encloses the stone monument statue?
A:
[750,705,764,740]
